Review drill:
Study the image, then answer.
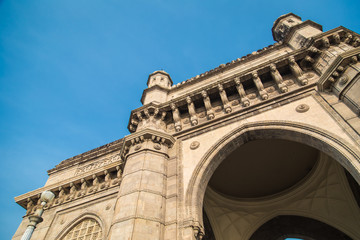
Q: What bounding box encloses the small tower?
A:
[141,70,173,105]
[272,13,323,49]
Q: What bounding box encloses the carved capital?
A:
[123,129,175,157]
[129,105,168,133]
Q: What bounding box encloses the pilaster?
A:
[108,129,175,240]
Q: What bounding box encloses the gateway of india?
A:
[13,13,360,240]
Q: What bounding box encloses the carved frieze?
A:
[75,153,121,176]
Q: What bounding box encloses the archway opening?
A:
[202,138,359,240]
[208,139,318,198]
[249,215,352,240]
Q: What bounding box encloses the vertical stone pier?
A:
[108,129,175,239]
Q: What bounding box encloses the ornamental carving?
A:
[190,141,200,150]
[296,104,310,113]
[153,143,161,150]
[122,129,176,158]
[75,154,121,176]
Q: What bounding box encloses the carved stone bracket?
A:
[186,96,199,126]
[252,71,268,100]
[218,84,232,113]
[170,103,182,132]
[234,77,250,107]
[269,63,288,93]
[201,90,215,120]
[288,56,308,85]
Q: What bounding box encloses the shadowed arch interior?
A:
[209,139,318,198]
[249,215,352,240]
[185,122,360,239]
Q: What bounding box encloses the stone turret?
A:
[141,70,173,105]
[272,13,323,49]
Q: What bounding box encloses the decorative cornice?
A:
[48,138,124,174]
[15,161,123,210]
[169,27,356,92]
[122,128,175,157]
[318,47,360,91]
[169,41,285,90]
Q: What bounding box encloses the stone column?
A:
[108,129,175,240]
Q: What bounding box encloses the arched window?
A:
[61,218,102,240]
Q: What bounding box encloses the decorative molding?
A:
[317,47,360,91]
[75,153,121,176]
[16,163,123,211]
[49,138,124,174]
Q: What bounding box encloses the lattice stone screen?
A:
[61,218,102,240]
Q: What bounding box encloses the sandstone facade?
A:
[13,13,360,240]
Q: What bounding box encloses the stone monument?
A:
[13,13,360,240]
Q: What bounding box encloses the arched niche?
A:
[184,121,360,238]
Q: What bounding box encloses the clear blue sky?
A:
[0,0,359,239]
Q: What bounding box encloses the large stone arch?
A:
[184,120,360,237]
